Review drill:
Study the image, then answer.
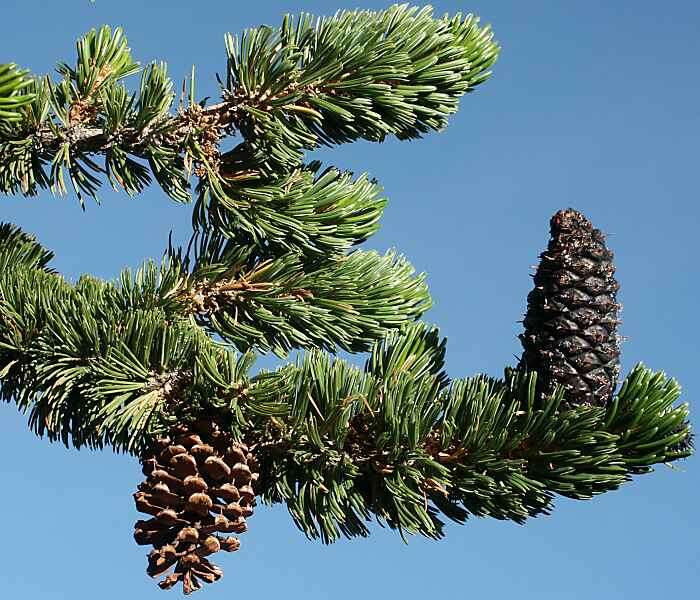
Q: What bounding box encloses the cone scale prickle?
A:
[133,419,258,594]
[519,208,621,407]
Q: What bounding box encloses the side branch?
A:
[1,7,499,202]
[247,346,692,543]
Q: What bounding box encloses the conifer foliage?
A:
[0,4,693,595]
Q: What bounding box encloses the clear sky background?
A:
[0,1,697,598]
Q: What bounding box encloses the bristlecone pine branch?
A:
[520,208,621,408]
[0,4,693,598]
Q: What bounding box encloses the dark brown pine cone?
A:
[519,208,621,407]
[133,419,258,594]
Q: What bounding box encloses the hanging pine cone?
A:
[519,208,621,407]
[133,419,259,594]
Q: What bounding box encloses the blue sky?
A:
[0,1,697,598]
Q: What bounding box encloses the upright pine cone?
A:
[133,419,258,594]
[519,208,621,407]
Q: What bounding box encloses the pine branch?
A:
[0,253,275,452]
[182,249,431,355]
[3,249,690,540]
[1,6,499,204]
[221,4,499,175]
[246,326,693,542]
[191,163,387,258]
[0,228,243,451]
[0,6,693,594]
[1,230,691,546]
[0,225,429,450]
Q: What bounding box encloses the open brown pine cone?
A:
[133,419,259,594]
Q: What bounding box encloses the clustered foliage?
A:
[0,3,693,592]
